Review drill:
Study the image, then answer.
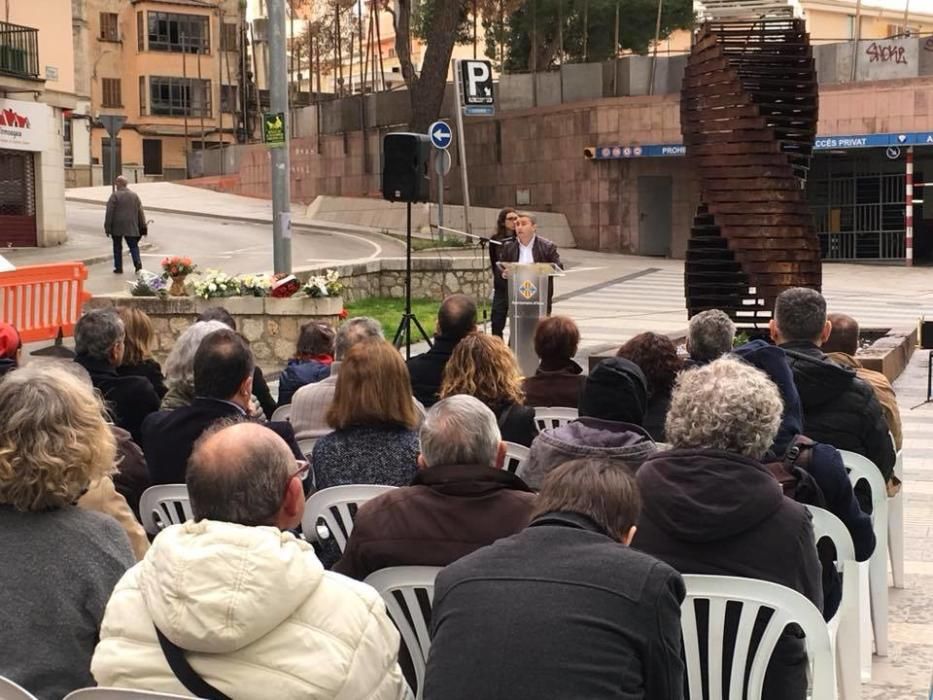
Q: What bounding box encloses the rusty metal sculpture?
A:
[682,7,821,328]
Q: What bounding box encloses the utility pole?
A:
[268,0,292,273]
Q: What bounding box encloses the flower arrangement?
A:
[161,256,197,278]
[194,269,240,299]
[302,269,343,298]
[128,270,168,298]
[271,273,301,298]
[237,273,272,297]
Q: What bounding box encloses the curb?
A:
[80,241,156,268]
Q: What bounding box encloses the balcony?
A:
[0,21,40,80]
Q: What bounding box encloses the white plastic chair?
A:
[297,438,318,459]
[502,441,529,475]
[804,505,862,700]
[138,485,193,535]
[64,689,194,699]
[302,484,396,552]
[364,566,442,700]
[839,449,889,659]
[533,406,578,431]
[680,574,837,700]
[888,432,904,590]
[0,676,39,700]
[270,404,292,422]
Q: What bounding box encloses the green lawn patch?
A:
[345,296,440,336]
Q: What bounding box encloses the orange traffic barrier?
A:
[0,262,92,343]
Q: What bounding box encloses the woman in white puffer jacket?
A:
[91,422,408,700]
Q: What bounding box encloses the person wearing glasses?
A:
[92,421,408,699]
[489,208,519,337]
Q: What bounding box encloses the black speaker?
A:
[382,132,431,203]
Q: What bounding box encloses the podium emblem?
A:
[519,280,538,300]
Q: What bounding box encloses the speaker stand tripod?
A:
[393,201,433,359]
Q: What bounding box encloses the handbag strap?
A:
[155,625,233,700]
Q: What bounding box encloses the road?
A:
[65,201,405,295]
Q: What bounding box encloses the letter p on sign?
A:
[460,60,494,105]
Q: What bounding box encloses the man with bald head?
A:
[407,294,477,407]
[105,175,147,274]
[92,421,408,699]
[824,312,903,452]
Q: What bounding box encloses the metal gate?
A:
[0,149,37,247]
[808,152,905,261]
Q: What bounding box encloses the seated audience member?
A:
[686,308,735,367]
[771,288,896,487]
[291,316,385,439]
[143,329,302,485]
[0,365,135,700]
[522,315,586,408]
[160,320,230,409]
[312,339,420,490]
[407,294,477,407]
[92,422,407,699]
[75,308,161,444]
[423,459,685,700]
[277,321,336,407]
[0,321,21,377]
[824,312,903,452]
[633,356,822,700]
[440,332,538,446]
[616,332,683,442]
[522,357,656,490]
[109,425,150,521]
[734,339,876,617]
[117,306,167,398]
[335,394,535,580]
[197,307,276,419]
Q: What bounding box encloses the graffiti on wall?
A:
[865,42,909,64]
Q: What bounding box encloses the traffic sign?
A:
[428,120,453,150]
[99,114,126,138]
[434,149,452,175]
[459,60,494,106]
[262,112,287,147]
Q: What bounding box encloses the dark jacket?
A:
[333,463,535,581]
[252,366,277,420]
[76,354,161,446]
[423,511,686,700]
[491,402,538,447]
[0,358,15,377]
[642,392,671,443]
[110,425,150,521]
[117,358,167,399]
[521,360,585,408]
[523,418,656,490]
[406,335,461,408]
[781,340,895,481]
[104,188,146,238]
[633,448,823,700]
[311,424,419,491]
[495,235,562,308]
[277,358,331,408]
[142,397,301,485]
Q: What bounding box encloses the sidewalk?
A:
[3,228,154,268]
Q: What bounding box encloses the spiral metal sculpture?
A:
[682,13,821,327]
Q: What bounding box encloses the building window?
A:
[221,23,238,51]
[102,78,122,107]
[147,12,209,53]
[137,11,144,50]
[100,12,119,41]
[220,84,237,113]
[143,139,163,175]
[139,75,147,114]
[149,76,211,116]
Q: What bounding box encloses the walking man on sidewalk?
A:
[105,176,147,274]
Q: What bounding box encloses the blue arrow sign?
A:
[428,120,453,150]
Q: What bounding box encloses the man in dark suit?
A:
[492,212,562,337]
[74,309,160,445]
[142,328,302,485]
[406,294,476,407]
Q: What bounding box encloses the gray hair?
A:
[187,421,293,527]
[163,320,229,395]
[688,309,736,363]
[774,287,826,343]
[665,355,782,459]
[420,395,501,468]
[75,309,124,361]
[335,316,383,360]
[28,358,94,390]
[114,176,128,189]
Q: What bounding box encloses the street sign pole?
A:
[438,161,445,236]
[99,114,126,190]
[452,59,472,238]
[267,0,292,274]
[428,120,453,241]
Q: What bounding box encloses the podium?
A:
[497,262,563,377]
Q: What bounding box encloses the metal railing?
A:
[0,21,39,80]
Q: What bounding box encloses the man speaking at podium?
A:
[491,213,562,337]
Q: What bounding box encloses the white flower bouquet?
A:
[237,273,272,297]
[194,269,240,299]
[302,269,343,298]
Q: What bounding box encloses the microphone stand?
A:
[435,225,506,332]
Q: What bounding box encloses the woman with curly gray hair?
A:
[0,364,135,699]
[631,355,822,700]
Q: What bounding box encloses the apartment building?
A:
[1,1,78,246]
[85,0,243,182]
